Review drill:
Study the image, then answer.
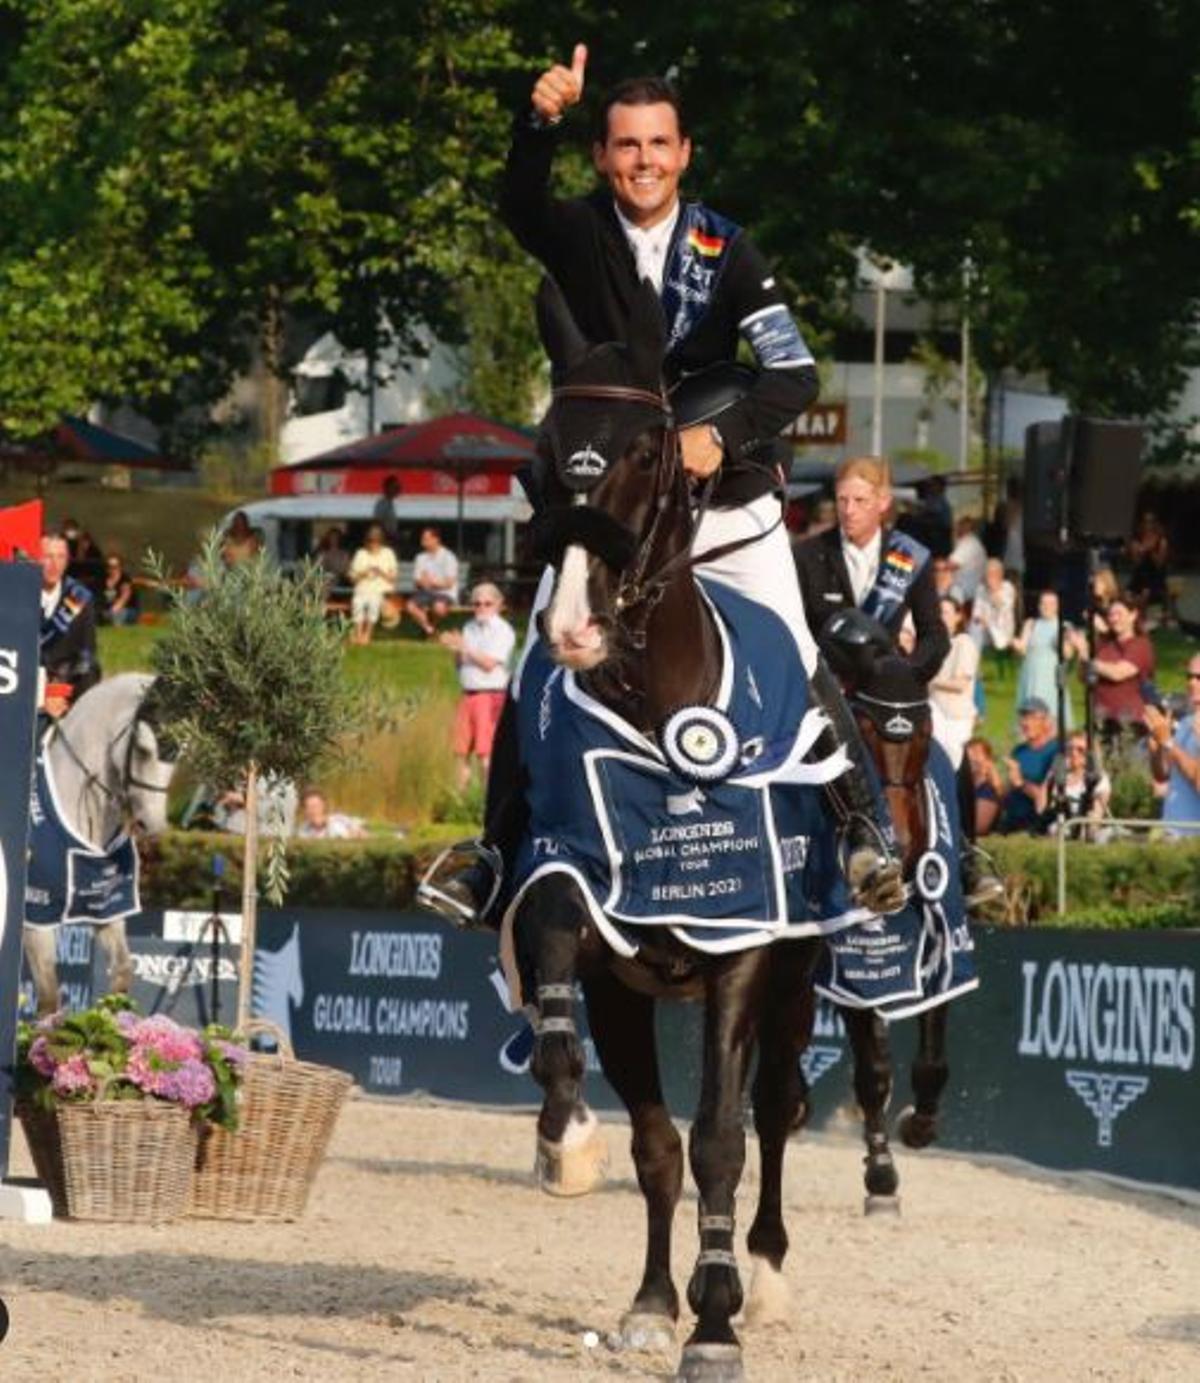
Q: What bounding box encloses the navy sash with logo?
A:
[861,531,931,626]
[40,575,93,648]
[660,204,741,354]
[24,748,140,929]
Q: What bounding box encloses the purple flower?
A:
[28,1035,56,1078]
[116,1011,140,1037]
[164,1059,217,1109]
[217,1040,249,1070]
[51,1055,93,1097]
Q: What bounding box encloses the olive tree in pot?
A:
[148,536,354,1029]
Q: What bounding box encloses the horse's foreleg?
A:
[745,940,818,1327]
[95,919,134,997]
[22,926,60,1017]
[582,965,681,1351]
[844,1006,900,1208]
[518,881,608,1197]
[898,1003,949,1149]
[680,952,768,1381]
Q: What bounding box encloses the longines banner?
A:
[0,561,43,1177]
[33,909,1198,1191]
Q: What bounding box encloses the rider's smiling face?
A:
[593,102,691,230]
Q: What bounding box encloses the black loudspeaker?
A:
[1022,420,1067,547]
[1065,416,1145,543]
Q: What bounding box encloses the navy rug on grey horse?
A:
[24,747,139,929]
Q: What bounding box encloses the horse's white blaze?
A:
[546,544,604,668]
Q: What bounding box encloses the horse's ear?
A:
[536,276,590,375]
[625,278,666,386]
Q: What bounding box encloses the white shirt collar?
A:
[840,529,883,606]
[41,582,62,617]
[614,200,681,293]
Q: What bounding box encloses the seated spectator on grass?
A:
[969,558,1017,654]
[1145,652,1200,836]
[1053,731,1112,839]
[295,786,366,840]
[314,526,351,588]
[406,526,460,636]
[439,582,516,790]
[221,510,260,566]
[99,553,139,626]
[212,775,297,837]
[966,737,1003,837]
[1071,592,1153,745]
[348,523,399,646]
[948,516,987,603]
[997,697,1060,835]
[929,596,979,770]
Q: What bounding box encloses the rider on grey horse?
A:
[421,51,906,925]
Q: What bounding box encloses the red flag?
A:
[0,500,43,561]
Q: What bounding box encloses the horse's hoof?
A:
[864,1159,899,1198]
[864,1193,902,1216]
[534,1110,608,1197]
[896,1105,938,1149]
[614,1310,675,1352]
[743,1256,790,1327]
[676,1341,745,1383]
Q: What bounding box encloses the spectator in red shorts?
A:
[439,582,516,789]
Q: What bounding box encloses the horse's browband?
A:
[552,384,670,414]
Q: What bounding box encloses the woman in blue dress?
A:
[1013,588,1075,731]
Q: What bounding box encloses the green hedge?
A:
[139,830,1200,930]
[985,836,1200,929]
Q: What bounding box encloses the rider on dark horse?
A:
[795,457,1005,910]
[422,45,906,925]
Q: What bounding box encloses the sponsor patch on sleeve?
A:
[739,304,814,369]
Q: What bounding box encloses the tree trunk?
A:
[236,763,259,1032]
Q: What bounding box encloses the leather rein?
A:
[548,381,784,644]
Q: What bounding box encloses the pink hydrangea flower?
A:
[131,1016,203,1064]
[51,1055,93,1097]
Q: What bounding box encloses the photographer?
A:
[1145,654,1200,836]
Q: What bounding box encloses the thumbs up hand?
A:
[532,44,588,123]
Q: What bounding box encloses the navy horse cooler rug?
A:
[815,738,978,1019]
[508,579,874,958]
[24,746,140,930]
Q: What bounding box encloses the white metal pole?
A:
[959,307,971,472]
[871,280,886,455]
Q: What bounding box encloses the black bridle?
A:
[852,692,931,791]
[52,699,171,818]
[544,381,784,643]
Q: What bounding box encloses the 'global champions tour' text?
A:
[310,929,469,1040]
[1018,961,1195,1071]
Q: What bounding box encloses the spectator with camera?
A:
[1071,591,1154,745]
[1145,654,1200,836]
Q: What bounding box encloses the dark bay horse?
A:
[509,281,847,1382]
[801,629,962,1211]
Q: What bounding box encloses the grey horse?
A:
[23,673,177,1016]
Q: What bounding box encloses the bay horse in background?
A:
[508,280,858,1383]
[23,674,178,1016]
[801,621,961,1212]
